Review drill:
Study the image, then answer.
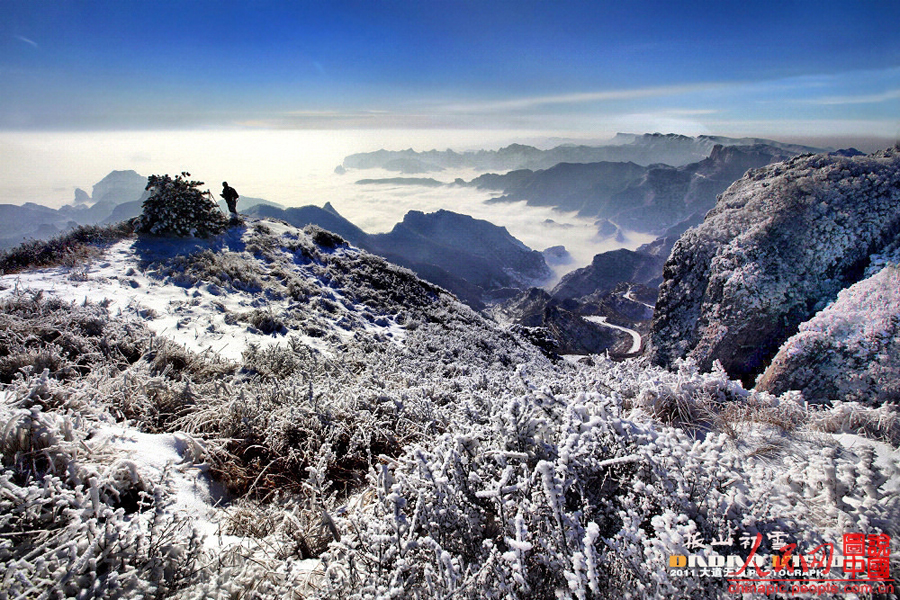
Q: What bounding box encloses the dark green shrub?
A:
[135,172,227,237]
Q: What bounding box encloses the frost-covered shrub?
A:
[135,172,228,237]
[809,401,900,445]
[313,363,900,600]
[305,224,348,249]
[0,221,134,274]
[4,216,899,599]
[0,291,147,385]
[0,387,203,599]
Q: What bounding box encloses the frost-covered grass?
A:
[1,218,898,599]
[0,221,135,275]
[0,375,204,600]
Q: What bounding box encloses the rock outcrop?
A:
[551,249,663,301]
[90,170,147,205]
[650,147,900,385]
[756,263,900,404]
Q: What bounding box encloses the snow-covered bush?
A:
[135,172,228,237]
[0,377,203,599]
[313,359,900,600]
[0,291,147,385]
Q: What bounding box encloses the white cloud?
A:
[439,83,721,113]
[808,89,900,105]
[15,35,38,48]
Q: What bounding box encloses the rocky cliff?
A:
[756,261,900,404]
[649,147,900,387]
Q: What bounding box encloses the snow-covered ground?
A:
[2,217,898,600]
[0,220,406,361]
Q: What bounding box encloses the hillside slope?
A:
[0,218,897,599]
[244,205,552,307]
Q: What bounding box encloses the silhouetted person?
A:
[221,181,239,215]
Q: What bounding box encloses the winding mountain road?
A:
[582,316,642,354]
[624,286,655,311]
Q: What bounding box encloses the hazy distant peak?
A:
[91,170,147,206]
[496,143,541,154]
[343,133,828,173]
[73,188,91,204]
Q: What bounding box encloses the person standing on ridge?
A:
[221,181,239,216]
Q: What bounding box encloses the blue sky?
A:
[2,0,899,141]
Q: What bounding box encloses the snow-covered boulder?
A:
[756,264,900,404]
[649,146,900,384]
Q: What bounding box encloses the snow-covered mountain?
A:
[651,146,900,399]
[1,212,897,599]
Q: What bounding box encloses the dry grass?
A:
[808,401,900,445]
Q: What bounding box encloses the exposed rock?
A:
[542,245,573,266]
[90,170,147,205]
[73,188,91,204]
[756,264,900,405]
[551,248,664,301]
[650,147,900,385]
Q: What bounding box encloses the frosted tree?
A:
[135,172,228,237]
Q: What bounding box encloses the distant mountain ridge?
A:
[340,133,825,173]
[0,170,148,250]
[0,171,285,251]
[246,204,552,308]
[468,143,803,235]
